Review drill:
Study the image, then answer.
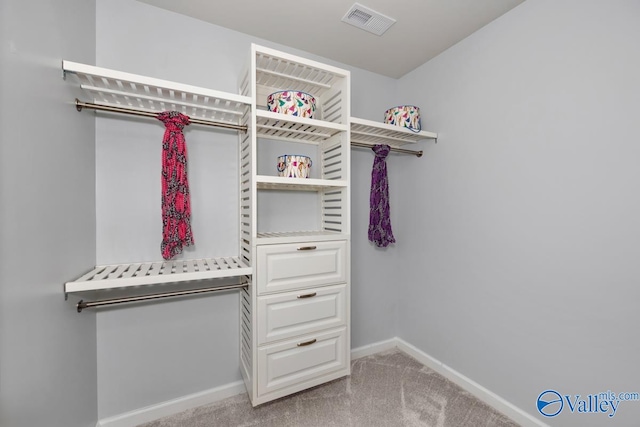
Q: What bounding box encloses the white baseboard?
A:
[97,337,546,427]
[96,380,246,427]
[394,337,548,427]
[351,337,397,359]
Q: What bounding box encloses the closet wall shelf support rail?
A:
[350,141,423,157]
[75,99,248,132]
[75,281,249,313]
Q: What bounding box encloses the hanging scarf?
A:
[157,111,194,260]
[368,144,396,248]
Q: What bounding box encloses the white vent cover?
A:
[341,3,396,36]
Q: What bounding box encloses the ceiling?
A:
[136,0,525,79]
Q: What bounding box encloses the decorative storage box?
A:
[267,91,316,119]
[384,105,421,132]
[277,155,312,178]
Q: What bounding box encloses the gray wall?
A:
[0,1,97,427]
[95,0,398,418]
[395,1,640,425]
[10,0,625,424]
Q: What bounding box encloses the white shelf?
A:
[256,175,348,191]
[256,110,346,143]
[256,231,348,245]
[255,46,349,99]
[350,116,437,148]
[63,60,251,125]
[65,256,251,293]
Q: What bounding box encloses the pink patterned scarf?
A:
[157,111,194,259]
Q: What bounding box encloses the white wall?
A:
[395,1,640,425]
[95,0,398,418]
[0,1,98,426]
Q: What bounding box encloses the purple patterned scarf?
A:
[368,144,396,247]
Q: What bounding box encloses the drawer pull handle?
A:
[297,338,317,347]
[297,292,317,299]
[297,246,317,251]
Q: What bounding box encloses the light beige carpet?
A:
[139,349,520,427]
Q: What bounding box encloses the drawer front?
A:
[257,327,347,397]
[257,284,346,345]
[256,241,347,295]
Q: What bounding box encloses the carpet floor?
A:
[139,349,520,427]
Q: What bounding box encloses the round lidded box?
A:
[384,105,421,132]
[277,155,312,178]
[267,91,316,119]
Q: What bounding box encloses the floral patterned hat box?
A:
[384,105,421,132]
[267,90,316,119]
[277,155,312,178]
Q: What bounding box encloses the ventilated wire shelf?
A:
[256,111,345,144]
[256,176,348,191]
[65,257,252,293]
[256,230,346,244]
[63,61,251,125]
[350,117,437,148]
[255,49,347,99]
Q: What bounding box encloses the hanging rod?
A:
[76,281,248,313]
[350,141,423,157]
[74,99,248,133]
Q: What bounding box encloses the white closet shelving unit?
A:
[62,45,438,404]
[62,61,253,295]
[238,44,351,406]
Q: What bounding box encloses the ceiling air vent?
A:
[341,3,396,36]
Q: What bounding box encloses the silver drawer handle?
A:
[297,246,317,251]
[297,292,317,299]
[297,338,317,347]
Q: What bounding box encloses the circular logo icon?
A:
[537,390,563,417]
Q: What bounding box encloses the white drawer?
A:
[257,327,347,397]
[257,284,347,345]
[256,240,347,295]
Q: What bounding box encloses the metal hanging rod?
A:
[350,141,423,157]
[74,99,248,133]
[76,281,248,313]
